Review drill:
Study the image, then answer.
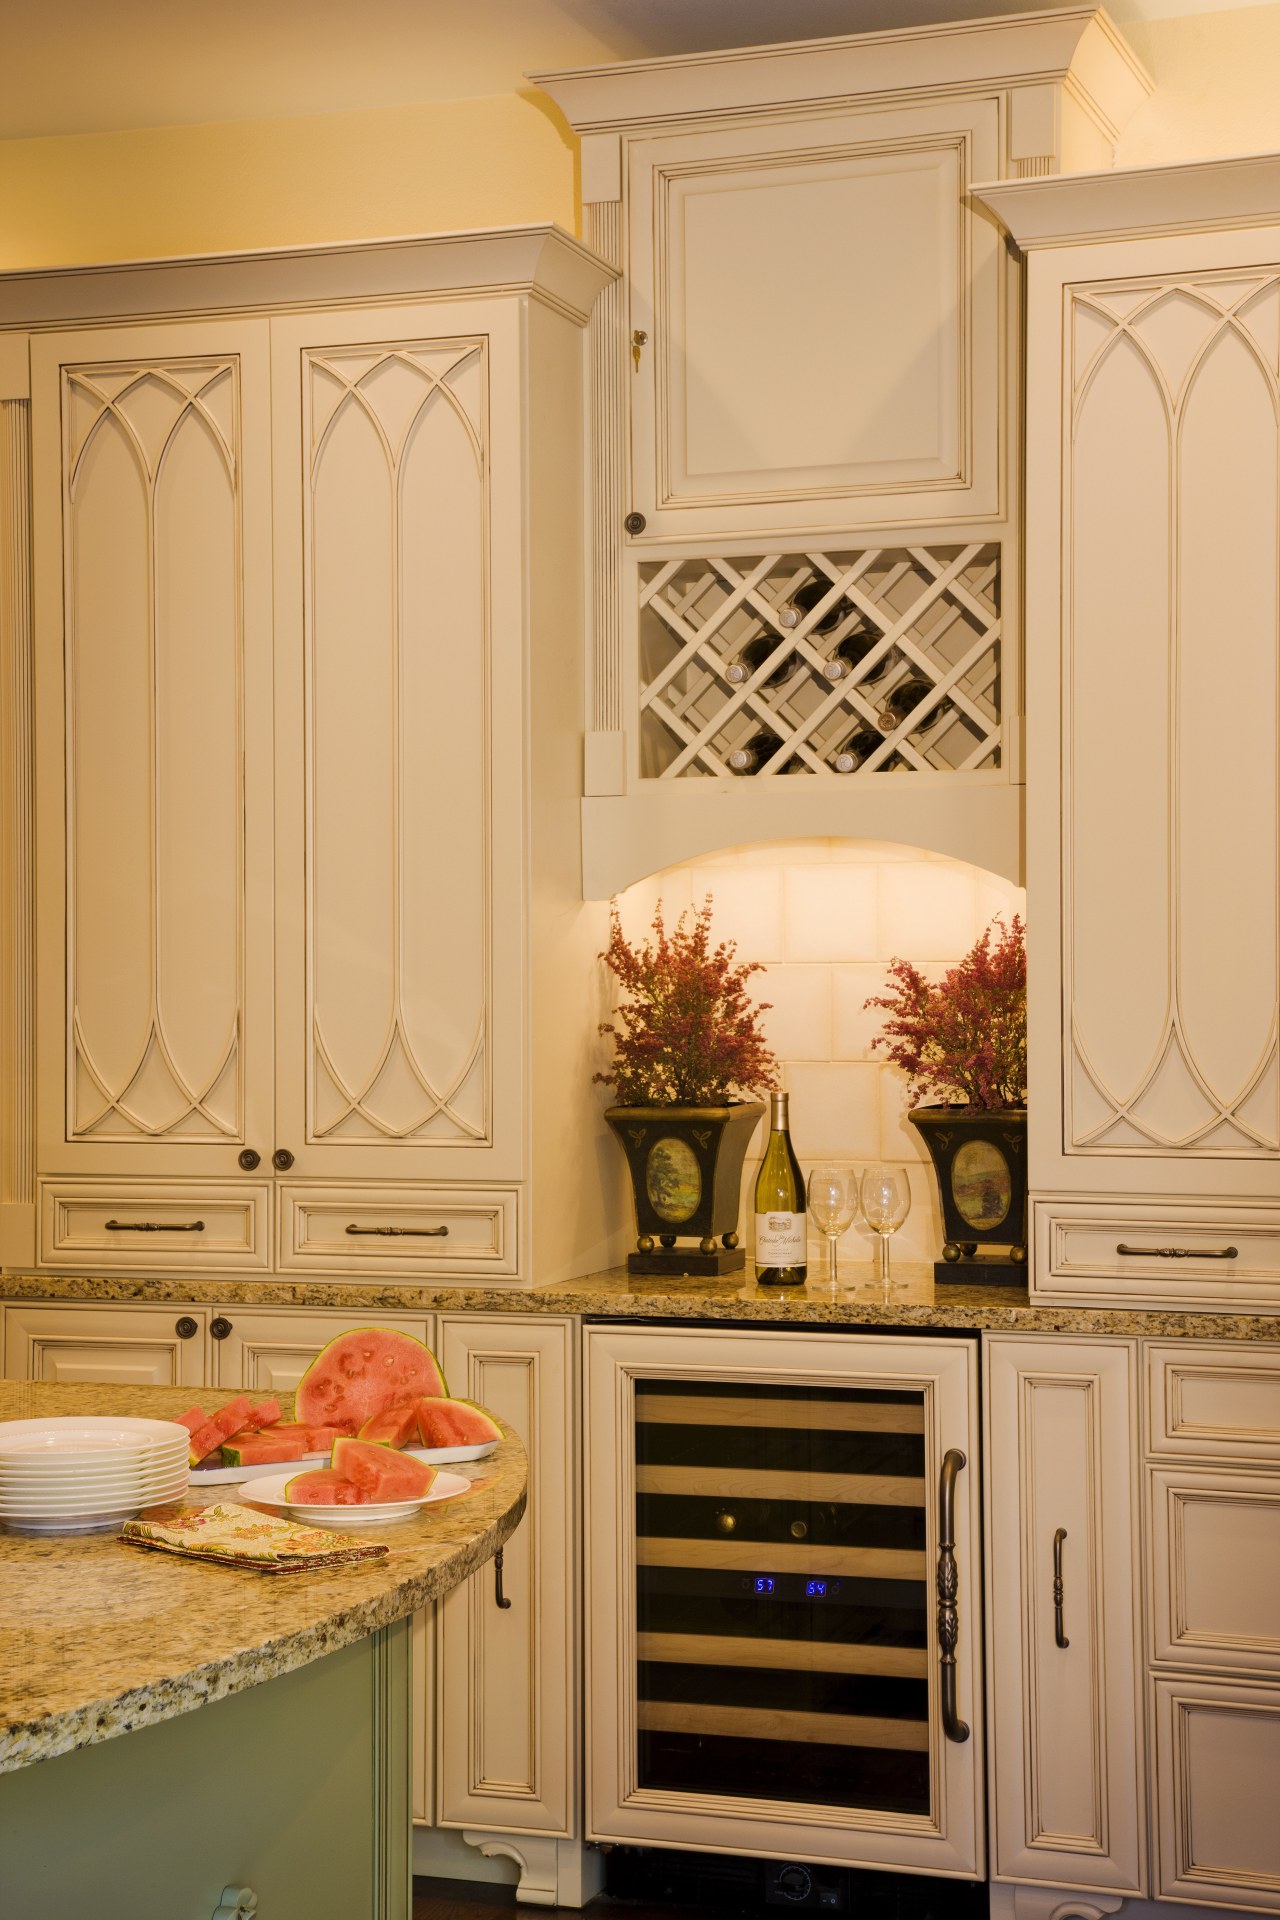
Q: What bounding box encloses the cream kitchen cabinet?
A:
[1145,1340,1280,1913]
[977,156,1280,1314]
[2,1300,208,1386]
[433,1313,593,1907]
[0,229,620,1285]
[984,1334,1145,1899]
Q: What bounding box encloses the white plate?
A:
[189,1438,497,1485]
[0,1417,190,1461]
[1,1511,142,1536]
[0,1481,188,1516]
[241,1467,472,1528]
[0,1449,188,1482]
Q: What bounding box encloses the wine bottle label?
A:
[755,1211,806,1263]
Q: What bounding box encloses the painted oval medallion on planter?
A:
[950,1139,1012,1232]
[645,1138,702,1224]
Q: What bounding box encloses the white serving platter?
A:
[240,1466,471,1528]
[190,1438,496,1486]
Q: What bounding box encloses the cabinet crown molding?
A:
[531,5,1150,143]
[0,223,616,331]
[975,151,1280,249]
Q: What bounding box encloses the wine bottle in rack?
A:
[876,676,950,731]
[830,727,887,773]
[754,1090,808,1286]
[819,626,880,683]
[723,636,798,687]
[727,731,794,775]
[777,578,844,635]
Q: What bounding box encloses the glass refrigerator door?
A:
[585,1325,982,1877]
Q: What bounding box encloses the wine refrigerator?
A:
[584,1325,983,1877]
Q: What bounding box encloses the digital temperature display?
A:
[806,1579,828,1598]
[753,1576,775,1594]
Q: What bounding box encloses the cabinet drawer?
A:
[1152,1675,1280,1912]
[1035,1201,1280,1310]
[278,1185,518,1277]
[1149,1467,1280,1675]
[38,1181,270,1271]
[1146,1343,1280,1465]
[4,1303,208,1386]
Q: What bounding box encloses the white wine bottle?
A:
[754,1090,808,1286]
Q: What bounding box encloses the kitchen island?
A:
[0,1380,527,1920]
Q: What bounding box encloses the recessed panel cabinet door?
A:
[626,96,1003,540]
[271,304,523,1181]
[984,1335,1145,1895]
[3,1303,208,1387]
[30,322,275,1181]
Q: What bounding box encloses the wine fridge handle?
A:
[494,1546,512,1610]
[937,1448,970,1745]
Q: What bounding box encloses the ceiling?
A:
[0,0,1273,142]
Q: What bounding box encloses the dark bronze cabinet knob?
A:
[271,1148,294,1171]
[174,1316,199,1340]
[238,1148,261,1171]
[624,510,646,535]
[210,1317,233,1341]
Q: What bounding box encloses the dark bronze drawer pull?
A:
[210,1317,233,1341]
[105,1218,205,1232]
[494,1546,512,1610]
[1116,1243,1238,1260]
[344,1224,449,1238]
[175,1316,200,1340]
[1052,1527,1069,1649]
[937,1447,970,1744]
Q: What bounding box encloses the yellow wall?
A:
[0,92,577,270]
[2,7,1280,272]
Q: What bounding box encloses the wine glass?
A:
[806,1166,860,1291]
[859,1164,912,1294]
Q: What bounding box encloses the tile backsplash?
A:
[612,838,1025,1268]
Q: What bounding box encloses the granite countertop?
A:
[2,1264,1275,1342]
[0,1380,526,1775]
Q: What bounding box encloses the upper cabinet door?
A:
[626,96,1004,542]
[270,302,523,1181]
[30,321,276,1178]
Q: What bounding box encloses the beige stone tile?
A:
[878,1068,933,1163]
[783,1061,881,1160]
[752,964,833,1062]
[783,864,879,962]
[689,863,786,961]
[832,964,896,1059]
[878,861,981,960]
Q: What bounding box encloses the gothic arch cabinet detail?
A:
[5,229,617,1279]
[977,158,1280,1312]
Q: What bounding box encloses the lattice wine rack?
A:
[638,544,1002,779]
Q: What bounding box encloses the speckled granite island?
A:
[0,1381,526,1920]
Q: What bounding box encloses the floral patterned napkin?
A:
[120,1501,389,1572]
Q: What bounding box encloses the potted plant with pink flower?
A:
[596,896,778,1276]
[865,916,1028,1283]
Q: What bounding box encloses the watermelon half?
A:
[412,1397,502,1450]
[295,1328,448,1437]
[284,1468,369,1506]
[331,1437,438,1501]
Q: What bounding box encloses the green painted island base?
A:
[0,1618,411,1920]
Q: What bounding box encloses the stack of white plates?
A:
[0,1417,190,1535]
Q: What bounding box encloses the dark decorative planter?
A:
[906,1105,1028,1287]
[605,1102,766,1277]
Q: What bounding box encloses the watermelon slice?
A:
[243,1400,283,1432]
[295,1328,447,1437]
[331,1437,438,1500]
[357,1404,419,1449]
[186,1396,253,1466]
[259,1422,341,1454]
[412,1397,502,1450]
[220,1432,308,1468]
[174,1407,207,1439]
[284,1468,369,1506]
